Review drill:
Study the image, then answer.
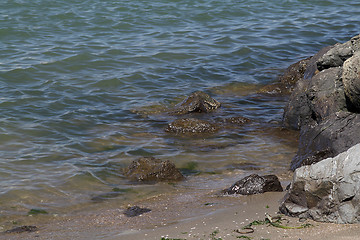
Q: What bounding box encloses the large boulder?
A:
[280,143,360,223]
[223,174,283,195]
[342,52,360,112]
[290,111,360,170]
[283,34,360,170]
[124,157,185,182]
[283,67,346,130]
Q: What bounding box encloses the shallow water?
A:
[0,0,359,222]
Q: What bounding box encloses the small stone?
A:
[123,206,151,217]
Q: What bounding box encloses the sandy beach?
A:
[2,173,360,240]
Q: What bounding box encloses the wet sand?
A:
[1,173,360,240]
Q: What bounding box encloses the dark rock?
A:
[170,91,221,115]
[282,78,313,130]
[342,52,360,112]
[290,111,360,170]
[283,67,346,130]
[123,206,151,217]
[303,45,334,79]
[4,226,38,234]
[124,157,185,182]
[306,67,346,122]
[223,174,283,195]
[280,143,360,223]
[165,118,219,134]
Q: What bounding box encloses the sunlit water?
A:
[0,0,359,222]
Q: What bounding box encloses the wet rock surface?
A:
[123,206,151,217]
[282,34,360,169]
[223,174,283,195]
[280,143,360,223]
[124,157,185,182]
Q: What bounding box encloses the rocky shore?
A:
[3,35,360,240]
[279,34,360,224]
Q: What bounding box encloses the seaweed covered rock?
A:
[165,118,219,134]
[125,157,184,182]
[223,174,283,195]
[280,143,360,223]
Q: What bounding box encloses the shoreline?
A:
[2,172,360,240]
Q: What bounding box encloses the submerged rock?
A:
[124,157,185,182]
[123,206,151,217]
[280,143,360,223]
[223,174,283,195]
[4,226,38,234]
[170,91,221,115]
[165,118,219,134]
[223,116,251,126]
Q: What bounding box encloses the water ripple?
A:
[0,0,359,214]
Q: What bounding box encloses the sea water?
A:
[0,0,359,221]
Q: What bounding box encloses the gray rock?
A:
[282,78,313,130]
[223,174,283,195]
[290,111,360,170]
[280,143,360,223]
[342,52,360,112]
[283,67,346,130]
[317,34,360,71]
[306,67,346,122]
[125,157,185,182]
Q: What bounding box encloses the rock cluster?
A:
[280,34,360,224]
[280,143,360,223]
[282,34,360,170]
